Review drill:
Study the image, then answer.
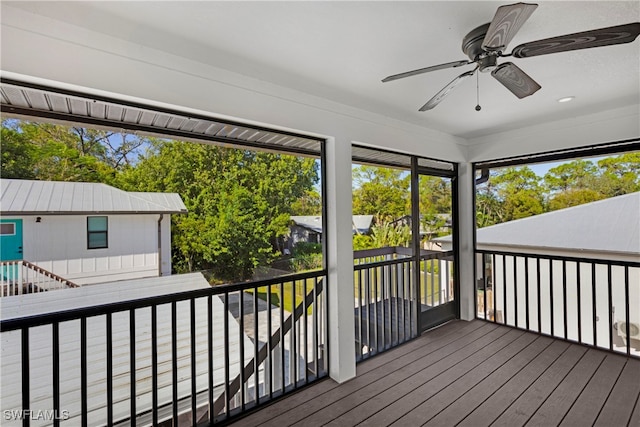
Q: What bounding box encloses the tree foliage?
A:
[116,141,318,280]
[477,154,640,227]
[352,165,409,221]
[0,119,146,183]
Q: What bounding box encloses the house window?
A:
[0,223,16,235]
[87,216,108,249]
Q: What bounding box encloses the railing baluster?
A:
[208,295,214,422]
[130,309,137,426]
[254,286,260,400]
[356,269,362,361]
[380,265,386,350]
[525,257,530,330]
[492,254,497,323]
[550,260,554,336]
[430,258,435,307]
[191,298,197,425]
[625,266,630,356]
[106,313,113,426]
[151,305,158,426]
[291,280,297,387]
[372,266,378,353]
[364,266,371,357]
[81,317,88,427]
[267,284,273,399]
[562,260,568,339]
[313,277,320,378]
[503,255,507,325]
[239,290,245,408]
[393,264,398,346]
[52,322,60,427]
[172,301,179,422]
[536,257,541,333]
[22,327,29,427]
[591,263,597,348]
[303,279,309,384]
[607,264,613,351]
[577,262,582,343]
[513,256,518,328]
[279,282,285,393]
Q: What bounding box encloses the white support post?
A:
[458,162,476,321]
[325,137,356,383]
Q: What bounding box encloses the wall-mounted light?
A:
[557,96,575,103]
[36,217,42,223]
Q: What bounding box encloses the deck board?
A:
[560,353,627,426]
[594,360,640,426]
[234,319,640,427]
[231,319,481,426]
[264,322,496,427]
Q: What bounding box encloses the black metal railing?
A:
[476,250,640,358]
[419,250,455,309]
[0,270,327,426]
[353,247,455,362]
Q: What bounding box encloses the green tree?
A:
[419,175,451,239]
[596,152,640,197]
[352,165,409,221]
[1,120,147,182]
[117,141,318,280]
[544,160,604,210]
[291,189,322,215]
[1,120,36,178]
[486,167,544,222]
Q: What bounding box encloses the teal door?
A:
[1,219,23,281]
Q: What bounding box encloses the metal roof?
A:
[0,179,187,215]
[0,79,323,156]
[439,192,640,255]
[291,215,374,234]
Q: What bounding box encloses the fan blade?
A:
[419,69,476,111]
[382,60,472,83]
[483,2,538,50]
[491,62,541,99]
[512,22,640,58]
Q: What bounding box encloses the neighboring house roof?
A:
[291,215,374,234]
[437,192,640,255]
[0,179,187,215]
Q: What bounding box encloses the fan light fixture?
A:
[557,96,575,103]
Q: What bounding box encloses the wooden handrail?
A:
[0,260,78,288]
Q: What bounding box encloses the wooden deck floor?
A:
[233,319,640,427]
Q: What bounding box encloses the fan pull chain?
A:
[475,71,481,111]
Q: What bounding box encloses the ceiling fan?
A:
[382,2,640,111]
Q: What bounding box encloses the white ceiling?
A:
[4,1,640,141]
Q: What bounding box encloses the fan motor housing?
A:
[462,23,491,60]
[462,23,500,72]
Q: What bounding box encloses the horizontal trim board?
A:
[0,78,324,156]
[474,138,640,169]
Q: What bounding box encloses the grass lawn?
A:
[353,266,444,306]
[247,278,318,313]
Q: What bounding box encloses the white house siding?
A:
[18,214,171,285]
[488,253,640,357]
